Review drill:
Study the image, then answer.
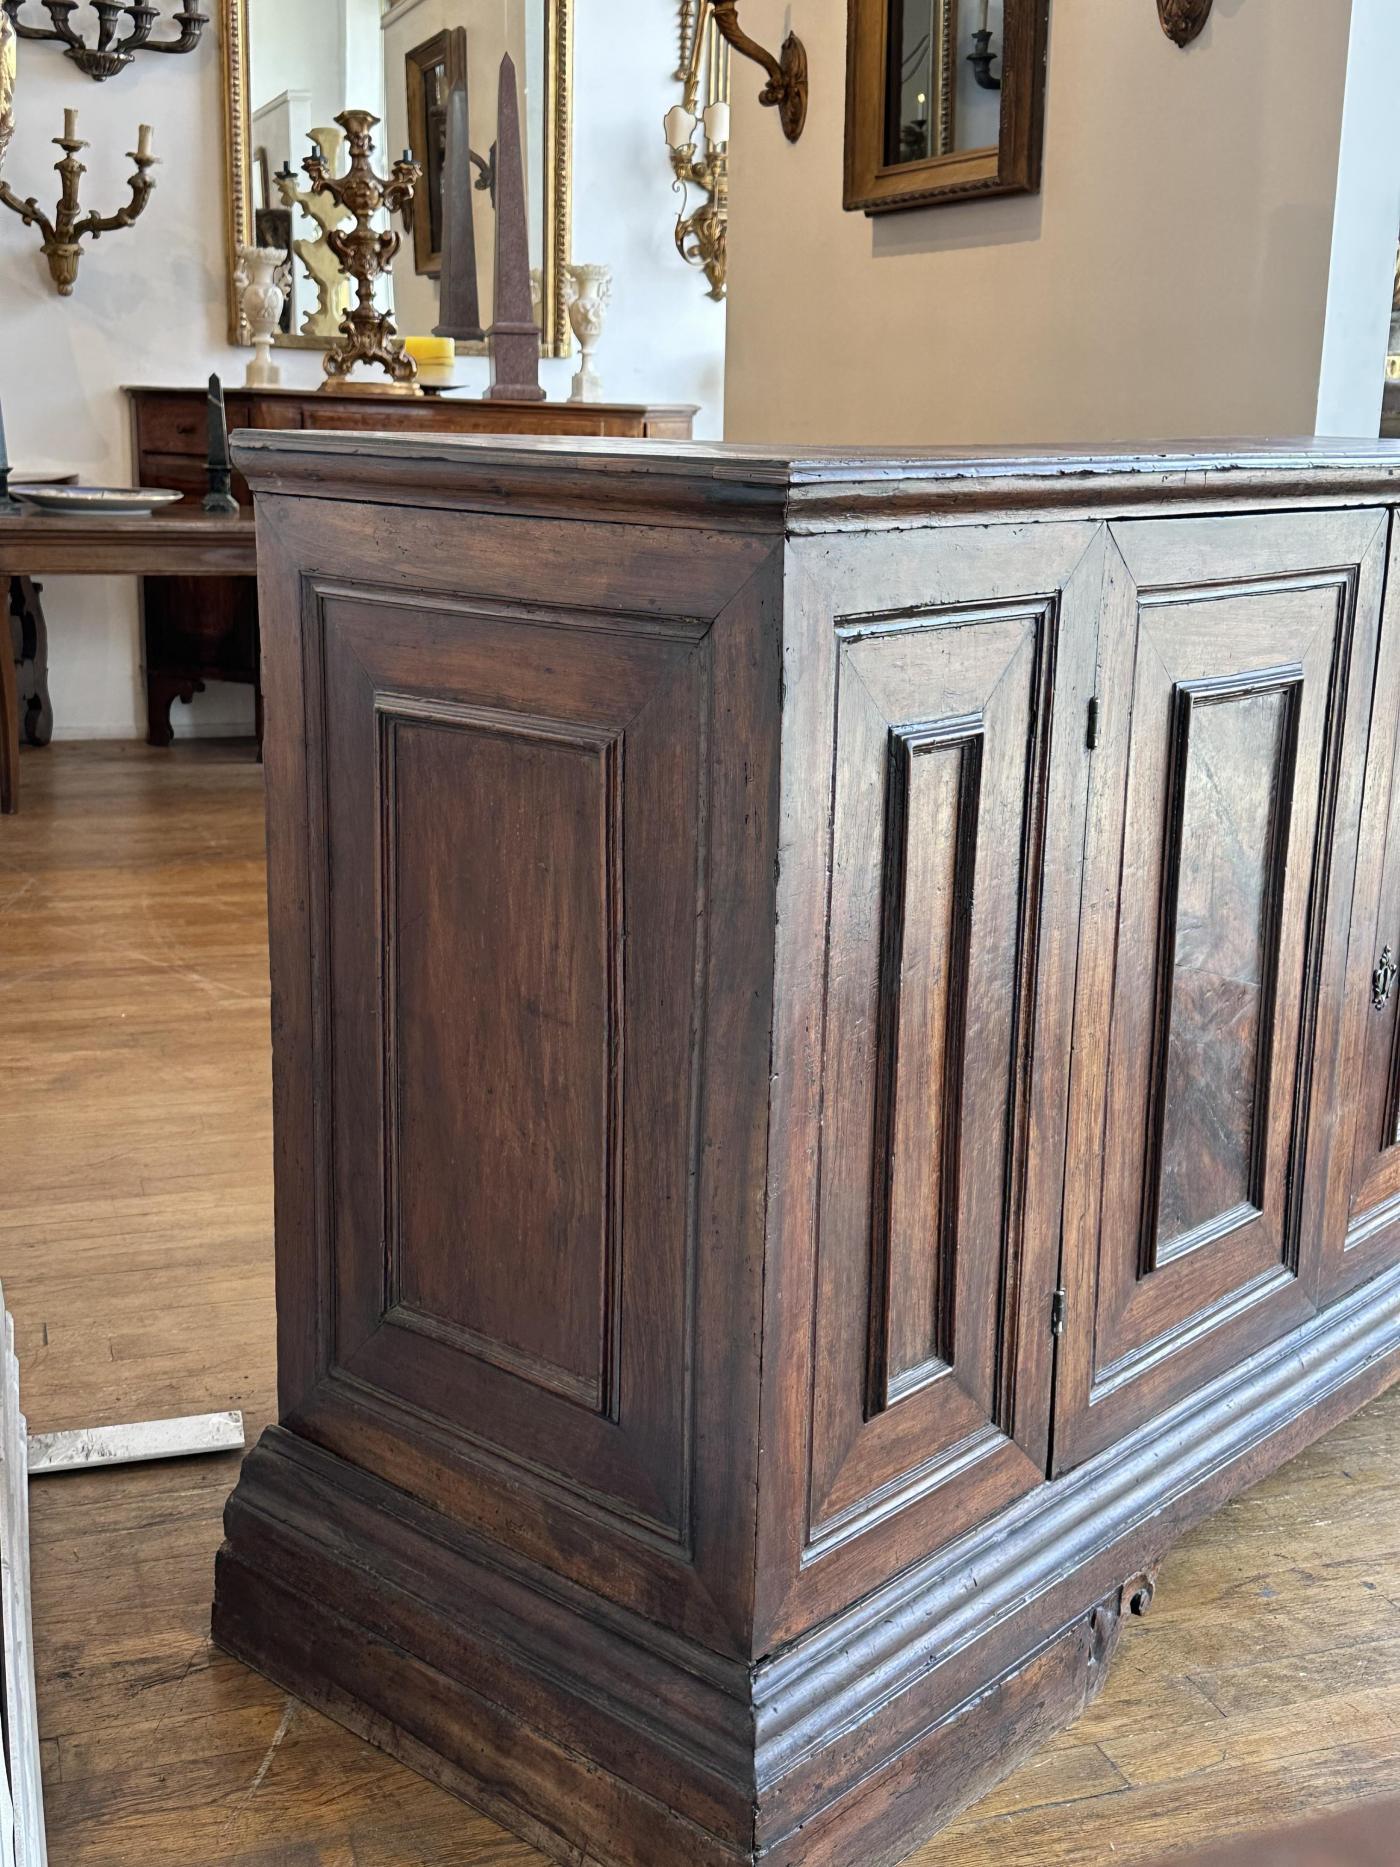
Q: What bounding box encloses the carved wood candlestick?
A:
[0,106,156,295]
[304,109,421,396]
[2,0,208,82]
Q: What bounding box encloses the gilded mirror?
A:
[221,0,572,355]
[845,0,1048,214]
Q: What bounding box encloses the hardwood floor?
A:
[2,741,1398,1866]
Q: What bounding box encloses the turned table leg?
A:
[12,576,52,746]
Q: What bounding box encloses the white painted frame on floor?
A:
[0,1295,46,1867]
[28,1412,245,1476]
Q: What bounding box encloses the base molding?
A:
[213,1265,1400,1867]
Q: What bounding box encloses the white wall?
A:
[0,1,726,741]
[724,0,1393,447]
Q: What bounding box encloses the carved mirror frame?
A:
[845,0,1049,214]
[220,0,573,354]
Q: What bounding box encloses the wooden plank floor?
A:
[2,742,1398,1866]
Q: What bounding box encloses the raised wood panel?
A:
[1150,676,1298,1266]
[308,587,710,1544]
[808,606,1049,1550]
[381,702,622,1414]
[1054,512,1387,1470]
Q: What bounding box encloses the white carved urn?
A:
[563,262,613,404]
[236,243,289,388]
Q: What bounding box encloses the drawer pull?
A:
[1373,944,1397,1010]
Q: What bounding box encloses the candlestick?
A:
[303,109,421,394]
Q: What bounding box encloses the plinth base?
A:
[212,1266,1400,1867]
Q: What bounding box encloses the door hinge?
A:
[1051,1288,1067,1338]
[1086,696,1100,749]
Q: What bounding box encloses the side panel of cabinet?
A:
[1324,519,1400,1293]
[1053,511,1387,1472]
[756,523,1104,1647]
[257,492,784,1653]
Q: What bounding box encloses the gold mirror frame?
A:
[220,0,573,355]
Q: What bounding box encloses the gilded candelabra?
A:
[665,0,806,302]
[665,2,731,300]
[0,106,156,294]
[2,0,207,82]
[303,109,420,395]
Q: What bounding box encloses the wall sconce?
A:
[967,0,1000,89]
[0,105,157,293]
[1157,0,1213,46]
[2,0,208,83]
[665,1,806,303]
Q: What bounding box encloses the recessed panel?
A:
[1154,685,1294,1261]
[874,724,981,1404]
[386,709,620,1411]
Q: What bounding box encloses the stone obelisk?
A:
[433,75,483,343]
[484,53,544,402]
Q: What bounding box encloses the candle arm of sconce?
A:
[5,1,84,51]
[74,158,157,241]
[0,176,55,241]
[137,6,209,55]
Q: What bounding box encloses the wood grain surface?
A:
[2,742,1398,1864]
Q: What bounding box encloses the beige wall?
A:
[724,0,1357,446]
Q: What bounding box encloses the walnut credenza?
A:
[214,435,1400,1867]
[124,388,696,745]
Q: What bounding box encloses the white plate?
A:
[10,485,183,517]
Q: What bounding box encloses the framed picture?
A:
[405,26,468,278]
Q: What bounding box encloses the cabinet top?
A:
[230,431,1400,532]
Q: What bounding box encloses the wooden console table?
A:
[213,431,1400,1866]
[124,387,698,747]
[0,513,256,813]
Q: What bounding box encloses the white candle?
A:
[64,107,79,142]
[977,0,990,33]
[703,100,731,147]
[137,123,154,160]
[664,103,696,151]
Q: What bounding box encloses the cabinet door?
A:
[758,522,1103,1644]
[1053,511,1386,1472]
[1325,520,1400,1294]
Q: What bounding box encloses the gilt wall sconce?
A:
[0,104,156,293]
[2,1,207,83]
[666,0,806,303]
[1157,0,1212,47]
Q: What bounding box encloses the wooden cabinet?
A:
[123,386,696,745]
[214,435,1400,1867]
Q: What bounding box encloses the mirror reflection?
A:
[243,0,562,351]
[886,0,1005,165]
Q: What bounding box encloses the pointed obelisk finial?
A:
[484,53,544,402]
